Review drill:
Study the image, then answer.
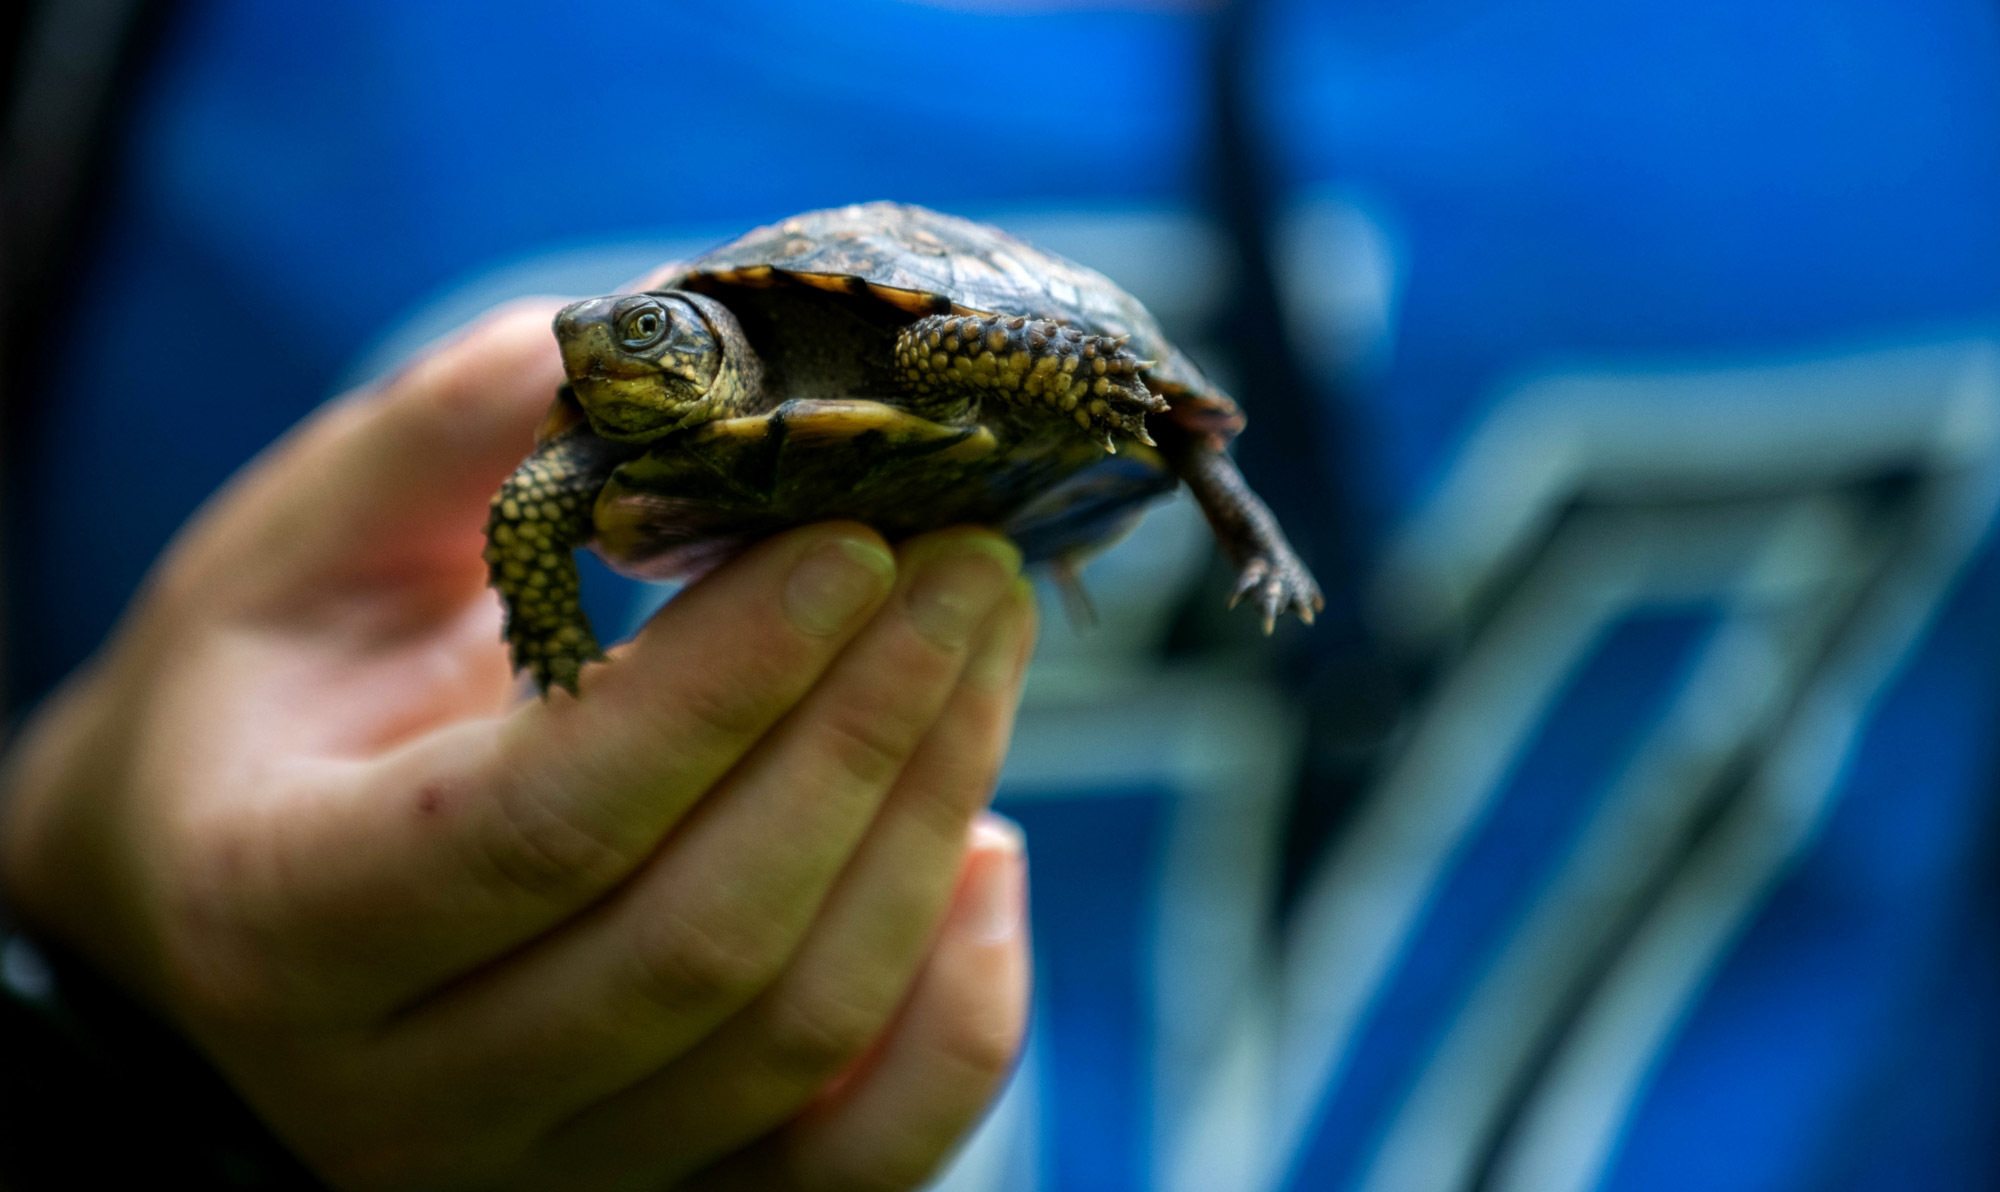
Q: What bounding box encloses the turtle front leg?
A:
[1169,439,1324,632]
[484,424,631,694]
[892,313,1167,451]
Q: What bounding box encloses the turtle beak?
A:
[554,297,628,381]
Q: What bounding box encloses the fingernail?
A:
[784,535,896,636]
[962,815,1026,944]
[904,535,1022,649]
[965,579,1035,693]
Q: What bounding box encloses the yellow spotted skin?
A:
[483,424,631,694]
[892,313,1166,452]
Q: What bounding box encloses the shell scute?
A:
[656,202,1244,441]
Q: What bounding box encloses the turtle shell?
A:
[650,202,1246,445]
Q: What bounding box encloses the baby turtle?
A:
[487,201,1322,692]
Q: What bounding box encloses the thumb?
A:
[165,299,569,614]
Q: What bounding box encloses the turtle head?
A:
[553,290,763,442]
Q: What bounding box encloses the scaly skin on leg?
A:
[892,313,1167,451]
[484,425,632,694]
[1170,440,1324,632]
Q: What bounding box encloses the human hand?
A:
[0,302,1035,1190]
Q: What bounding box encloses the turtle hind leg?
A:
[1170,440,1323,633]
[892,313,1167,452]
[484,425,631,695]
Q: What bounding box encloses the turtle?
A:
[485,201,1323,693]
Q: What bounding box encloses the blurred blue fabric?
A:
[14,1,2000,1189]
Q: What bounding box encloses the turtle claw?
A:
[510,631,606,698]
[541,653,603,698]
[1111,376,1169,417]
[1227,557,1271,610]
[1228,553,1325,634]
[1098,377,1163,451]
[536,663,581,698]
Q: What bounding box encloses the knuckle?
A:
[474,774,639,904]
[670,670,787,744]
[874,717,1008,855]
[628,904,789,1016]
[902,758,996,849]
[760,981,892,1081]
[152,822,306,1029]
[814,700,925,790]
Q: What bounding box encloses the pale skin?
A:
[0,301,1035,1190]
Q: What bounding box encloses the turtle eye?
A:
[620,306,667,349]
